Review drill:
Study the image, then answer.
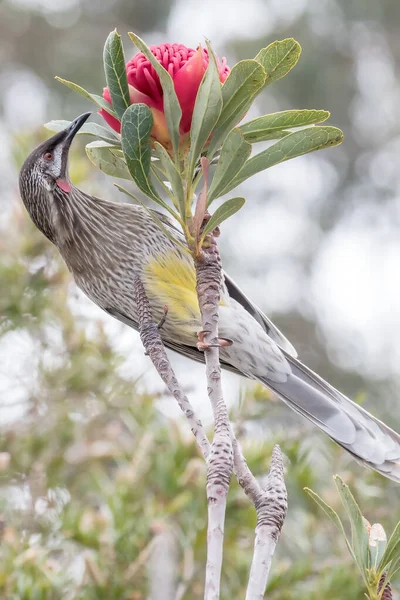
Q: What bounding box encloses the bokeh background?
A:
[1,0,400,598]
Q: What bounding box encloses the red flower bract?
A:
[100,42,230,145]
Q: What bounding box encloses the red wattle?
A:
[56,179,71,193]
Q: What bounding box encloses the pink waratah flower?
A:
[100,43,230,147]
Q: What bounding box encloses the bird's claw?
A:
[218,337,233,347]
[143,306,169,355]
[196,330,233,351]
[157,305,168,330]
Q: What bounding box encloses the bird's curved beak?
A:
[55,112,91,193]
[63,112,91,145]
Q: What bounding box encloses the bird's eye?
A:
[44,152,53,161]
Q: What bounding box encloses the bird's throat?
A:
[56,179,71,193]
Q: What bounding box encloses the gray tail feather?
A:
[159,331,400,481]
[257,352,400,482]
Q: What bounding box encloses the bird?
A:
[19,112,400,482]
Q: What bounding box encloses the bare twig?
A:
[124,538,157,583]
[148,524,178,600]
[232,438,287,599]
[194,234,233,600]
[175,544,195,600]
[133,275,210,461]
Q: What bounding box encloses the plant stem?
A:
[148,524,178,600]
[233,443,287,600]
[194,237,233,600]
[133,275,210,461]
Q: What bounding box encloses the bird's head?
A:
[20,112,91,195]
[19,112,91,241]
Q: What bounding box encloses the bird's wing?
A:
[223,273,297,357]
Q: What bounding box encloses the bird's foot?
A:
[196,330,233,351]
[143,306,168,356]
[157,305,169,330]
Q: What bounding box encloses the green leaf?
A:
[121,103,160,202]
[368,524,387,572]
[384,553,400,584]
[186,41,223,182]
[201,197,245,240]
[55,77,117,117]
[207,60,266,157]
[220,126,343,195]
[208,129,251,204]
[334,476,370,577]
[114,184,189,254]
[304,487,356,562]
[45,120,120,146]
[378,520,400,573]
[193,157,209,243]
[85,141,131,179]
[255,38,301,86]
[239,109,330,143]
[246,130,292,142]
[153,142,186,219]
[128,33,182,163]
[103,29,130,120]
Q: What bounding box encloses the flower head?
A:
[100,43,230,146]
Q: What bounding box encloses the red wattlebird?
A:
[19,114,400,482]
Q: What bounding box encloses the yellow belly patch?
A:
[143,250,227,323]
[143,251,201,322]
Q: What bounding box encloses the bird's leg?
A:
[196,330,233,351]
[157,305,169,330]
[144,306,168,353]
